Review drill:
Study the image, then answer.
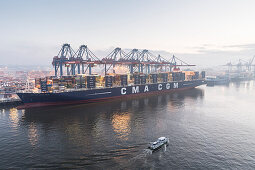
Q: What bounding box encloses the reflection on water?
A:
[28,122,38,146]
[0,88,205,168]
[9,108,19,129]
[2,84,255,169]
[112,112,131,140]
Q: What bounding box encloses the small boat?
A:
[148,137,169,151]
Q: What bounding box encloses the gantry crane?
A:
[224,56,255,73]
[52,44,75,76]
[52,44,196,77]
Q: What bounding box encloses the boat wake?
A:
[129,149,152,162]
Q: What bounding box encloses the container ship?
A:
[17,44,206,108]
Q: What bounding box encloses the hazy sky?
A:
[1,0,255,66]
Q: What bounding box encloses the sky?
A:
[1,0,255,67]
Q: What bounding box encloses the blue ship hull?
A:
[17,80,205,108]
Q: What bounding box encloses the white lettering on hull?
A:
[144,85,149,92]
[121,88,126,95]
[173,82,178,88]
[166,83,170,89]
[120,82,181,95]
[132,86,139,93]
[158,84,162,90]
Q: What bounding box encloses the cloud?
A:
[191,43,255,54]
[172,43,255,67]
[223,44,255,49]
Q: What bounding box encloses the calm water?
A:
[1,81,255,169]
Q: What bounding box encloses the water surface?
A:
[1,81,255,169]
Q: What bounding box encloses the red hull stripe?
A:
[17,86,196,109]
